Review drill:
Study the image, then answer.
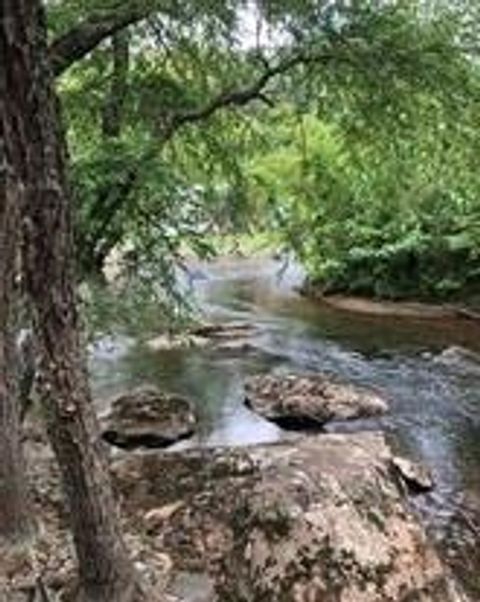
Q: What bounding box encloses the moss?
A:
[249,503,293,542]
[365,507,388,533]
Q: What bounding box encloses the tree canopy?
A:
[45,0,480,306]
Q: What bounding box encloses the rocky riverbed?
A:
[72,257,480,599]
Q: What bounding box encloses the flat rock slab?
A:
[146,322,257,353]
[100,386,197,449]
[146,333,210,351]
[245,373,388,429]
[190,321,256,340]
[112,433,465,602]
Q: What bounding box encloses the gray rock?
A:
[168,572,217,602]
[145,333,210,351]
[112,433,465,602]
[392,455,435,494]
[434,346,480,372]
[146,322,257,353]
[245,373,388,429]
[100,386,196,449]
[190,321,255,340]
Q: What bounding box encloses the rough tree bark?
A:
[49,0,160,77]
[2,2,158,600]
[0,24,31,544]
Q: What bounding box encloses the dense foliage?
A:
[47,0,480,315]
[249,98,480,300]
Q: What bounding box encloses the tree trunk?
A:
[102,31,130,139]
[2,2,156,600]
[0,51,30,545]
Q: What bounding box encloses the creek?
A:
[91,256,480,596]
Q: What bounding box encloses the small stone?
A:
[392,456,434,493]
[152,553,174,575]
[144,502,184,530]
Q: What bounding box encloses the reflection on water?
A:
[90,257,480,596]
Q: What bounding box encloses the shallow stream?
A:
[91,257,480,596]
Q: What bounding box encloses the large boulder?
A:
[245,373,388,429]
[112,433,465,602]
[100,386,197,449]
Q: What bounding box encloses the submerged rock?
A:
[245,373,388,429]
[112,432,464,602]
[100,386,196,449]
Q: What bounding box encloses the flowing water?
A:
[91,257,480,596]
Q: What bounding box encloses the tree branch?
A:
[162,51,331,141]
[101,32,130,137]
[76,50,333,274]
[49,0,161,76]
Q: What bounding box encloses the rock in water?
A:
[100,386,196,449]
[112,433,465,602]
[245,373,388,429]
[391,455,435,494]
[146,322,257,352]
[434,346,480,373]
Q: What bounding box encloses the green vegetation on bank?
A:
[204,232,282,258]
[52,0,480,316]
[247,103,480,302]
